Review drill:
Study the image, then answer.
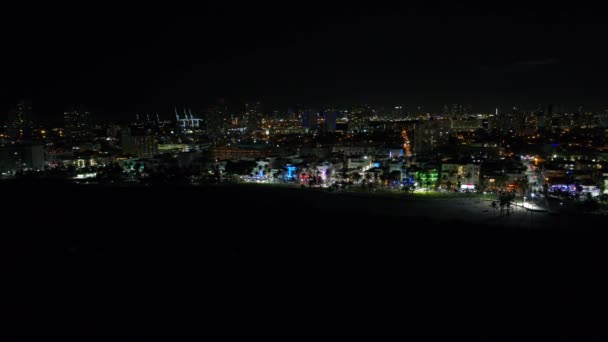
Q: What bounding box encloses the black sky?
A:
[1,1,607,121]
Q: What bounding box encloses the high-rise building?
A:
[442,104,469,120]
[64,105,92,138]
[121,126,158,158]
[549,105,568,129]
[243,101,262,133]
[392,106,404,120]
[205,100,228,141]
[302,110,318,131]
[494,107,526,134]
[323,111,337,133]
[7,100,34,140]
[413,119,452,155]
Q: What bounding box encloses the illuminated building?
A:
[413,120,452,155]
[211,145,272,161]
[121,127,159,158]
[415,170,439,187]
[243,102,262,133]
[392,106,404,120]
[7,100,34,140]
[127,136,158,158]
[441,104,469,120]
[450,119,483,131]
[401,128,412,157]
[347,156,373,171]
[285,165,297,180]
[440,163,481,190]
[315,163,331,181]
[266,118,305,135]
[496,107,526,133]
[332,146,378,156]
[158,144,191,154]
[64,105,92,138]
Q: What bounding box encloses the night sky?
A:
[1,1,607,121]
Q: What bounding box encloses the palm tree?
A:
[498,192,514,216]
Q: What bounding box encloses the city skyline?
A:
[5,3,608,340]
[3,99,608,127]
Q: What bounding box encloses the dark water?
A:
[2,183,608,340]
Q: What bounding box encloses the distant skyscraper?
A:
[204,100,229,141]
[443,104,467,119]
[7,100,34,140]
[64,105,92,138]
[242,101,262,133]
[323,111,337,133]
[392,106,404,120]
[301,110,318,131]
[494,106,525,134]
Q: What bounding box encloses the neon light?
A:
[286,166,296,179]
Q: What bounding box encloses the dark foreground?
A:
[2,183,608,340]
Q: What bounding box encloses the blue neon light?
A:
[286,166,296,179]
